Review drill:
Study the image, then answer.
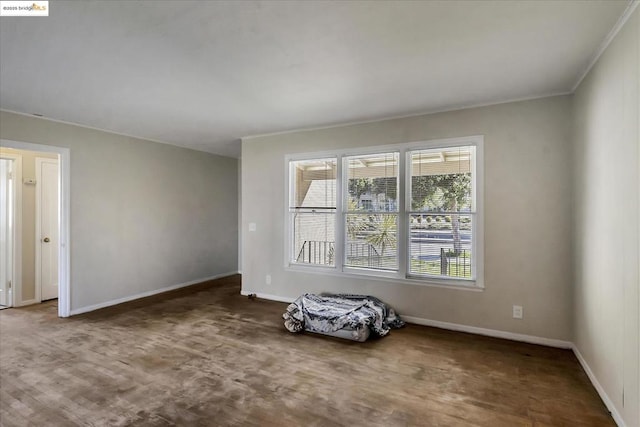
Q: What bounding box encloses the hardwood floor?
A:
[0,275,613,426]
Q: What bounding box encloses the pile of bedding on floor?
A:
[283,293,404,341]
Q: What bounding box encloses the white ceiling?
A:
[0,0,630,158]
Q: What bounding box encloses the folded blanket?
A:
[283,293,404,337]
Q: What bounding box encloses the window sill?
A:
[284,264,484,291]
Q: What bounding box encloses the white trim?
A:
[3,0,632,159]
[13,157,22,307]
[284,154,339,269]
[282,135,484,161]
[241,93,571,142]
[240,0,636,145]
[69,271,239,316]
[572,0,639,92]
[239,290,571,348]
[241,289,624,424]
[474,142,485,288]
[0,139,71,317]
[240,290,295,304]
[401,315,572,349]
[15,298,39,307]
[0,109,235,158]
[401,148,410,277]
[285,262,482,291]
[35,157,41,303]
[71,266,628,426]
[572,344,626,427]
[237,158,242,274]
[284,135,484,289]
[0,152,22,308]
[283,156,291,269]
[334,155,344,269]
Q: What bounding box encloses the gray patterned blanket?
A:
[283,293,404,337]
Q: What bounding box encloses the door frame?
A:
[0,153,22,308]
[35,157,59,303]
[0,139,70,317]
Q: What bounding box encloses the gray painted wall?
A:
[573,8,639,427]
[0,111,238,312]
[242,95,573,341]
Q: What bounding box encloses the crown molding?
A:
[572,0,639,92]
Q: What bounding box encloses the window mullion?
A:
[397,148,407,278]
[335,155,345,271]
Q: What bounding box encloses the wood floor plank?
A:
[0,275,614,426]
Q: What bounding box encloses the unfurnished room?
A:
[0,1,638,426]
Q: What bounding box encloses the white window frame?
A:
[284,135,484,290]
[286,156,338,268]
[342,151,400,274]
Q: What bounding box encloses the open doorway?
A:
[0,155,20,309]
[1,148,59,306]
[0,140,70,317]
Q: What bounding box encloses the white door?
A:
[0,158,14,307]
[37,158,59,301]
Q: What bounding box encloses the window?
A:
[408,146,475,279]
[288,158,336,266]
[345,152,398,271]
[286,136,483,288]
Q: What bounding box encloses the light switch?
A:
[249,222,256,232]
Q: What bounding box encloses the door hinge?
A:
[7,280,11,290]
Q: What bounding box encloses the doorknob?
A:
[43,237,50,243]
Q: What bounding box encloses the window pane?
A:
[290,158,336,209]
[346,152,398,212]
[290,158,336,267]
[410,147,473,212]
[409,214,472,278]
[345,214,398,270]
[292,211,335,266]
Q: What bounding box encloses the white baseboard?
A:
[69,271,239,316]
[16,298,39,307]
[401,315,573,349]
[240,290,295,304]
[243,290,621,426]
[239,291,572,349]
[572,345,624,427]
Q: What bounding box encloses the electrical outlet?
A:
[513,305,523,319]
[265,274,271,285]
